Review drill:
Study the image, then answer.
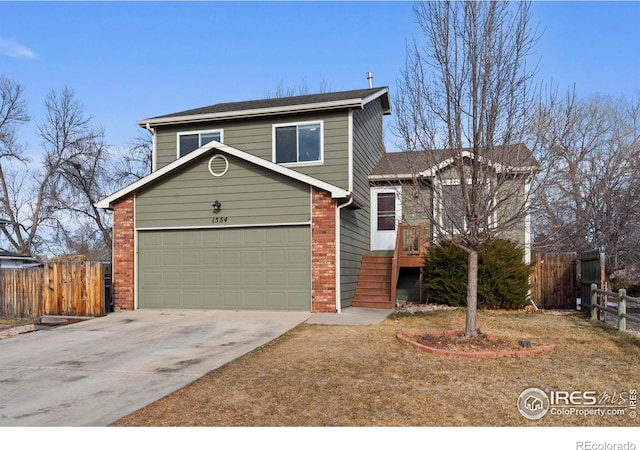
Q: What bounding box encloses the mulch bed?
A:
[397,328,556,358]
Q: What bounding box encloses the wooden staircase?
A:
[353,223,428,310]
[352,256,394,309]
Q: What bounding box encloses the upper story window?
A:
[438,179,495,234]
[177,130,223,158]
[273,121,323,165]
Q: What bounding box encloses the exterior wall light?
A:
[212,200,222,211]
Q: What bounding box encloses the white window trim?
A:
[176,129,224,159]
[272,120,324,167]
[435,178,497,234]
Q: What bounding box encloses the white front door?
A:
[371,186,402,251]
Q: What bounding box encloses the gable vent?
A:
[208,154,229,177]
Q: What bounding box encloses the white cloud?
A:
[0,38,36,59]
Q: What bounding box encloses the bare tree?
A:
[111,128,152,184]
[0,77,31,252]
[394,1,542,337]
[532,91,640,277]
[0,86,108,257]
[263,79,331,98]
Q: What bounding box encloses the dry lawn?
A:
[112,309,640,427]
[0,318,32,331]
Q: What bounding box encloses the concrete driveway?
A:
[0,309,311,426]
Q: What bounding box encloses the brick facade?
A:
[112,194,135,310]
[311,187,337,313]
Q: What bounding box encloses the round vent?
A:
[208,154,229,177]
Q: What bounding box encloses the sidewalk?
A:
[305,307,392,325]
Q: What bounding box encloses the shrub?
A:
[423,239,530,309]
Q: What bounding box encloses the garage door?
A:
[138,226,310,310]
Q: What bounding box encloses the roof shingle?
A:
[146,87,390,121]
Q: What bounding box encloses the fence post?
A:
[590,283,598,320]
[618,289,627,332]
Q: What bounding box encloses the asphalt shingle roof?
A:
[148,87,389,120]
[371,144,539,177]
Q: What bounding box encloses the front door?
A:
[371,187,402,251]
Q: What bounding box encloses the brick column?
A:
[112,195,135,310]
[311,187,337,313]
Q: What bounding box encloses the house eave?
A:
[139,99,367,128]
[368,173,414,181]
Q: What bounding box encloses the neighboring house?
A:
[0,251,39,269]
[366,146,536,304]
[97,87,534,313]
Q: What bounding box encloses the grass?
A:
[112,309,640,427]
[0,318,32,331]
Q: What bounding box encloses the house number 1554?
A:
[212,216,228,224]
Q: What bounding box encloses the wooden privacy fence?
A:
[0,262,107,319]
[579,250,606,312]
[589,284,640,332]
[530,252,577,309]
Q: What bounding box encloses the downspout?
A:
[335,195,354,313]
[145,123,157,172]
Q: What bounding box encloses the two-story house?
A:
[97,87,535,313]
[97,88,392,313]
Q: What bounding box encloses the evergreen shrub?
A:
[423,239,530,309]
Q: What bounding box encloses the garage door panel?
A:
[182,292,202,308]
[266,228,285,244]
[183,272,201,286]
[266,271,285,286]
[162,233,181,247]
[182,251,201,266]
[243,271,263,286]
[222,229,242,245]
[201,271,221,286]
[222,250,242,266]
[223,271,242,287]
[243,250,263,265]
[162,252,180,266]
[202,251,220,265]
[288,249,308,264]
[139,227,311,310]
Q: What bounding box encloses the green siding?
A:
[136,152,311,229]
[339,99,387,307]
[153,111,350,191]
[138,226,311,310]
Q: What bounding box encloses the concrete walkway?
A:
[306,307,392,325]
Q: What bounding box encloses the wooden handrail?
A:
[390,223,402,305]
[390,222,428,304]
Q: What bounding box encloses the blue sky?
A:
[1,1,639,154]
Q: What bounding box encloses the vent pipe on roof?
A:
[366,71,373,89]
